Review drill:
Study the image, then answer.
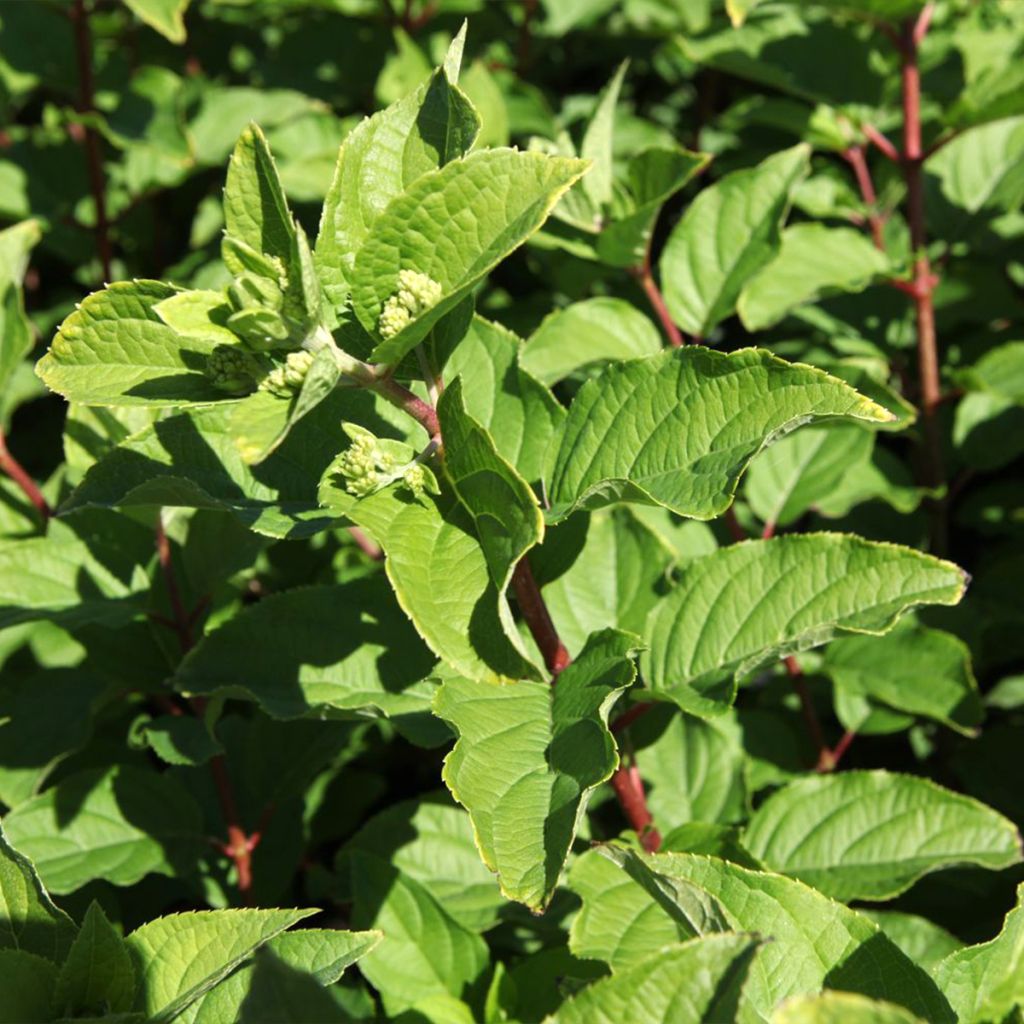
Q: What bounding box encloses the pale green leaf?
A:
[660,145,810,337]
[0,219,40,396]
[0,823,76,961]
[434,629,641,910]
[814,448,928,518]
[746,424,874,529]
[544,934,761,1024]
[580,61,627,208]
[125,908,315,1024]
[643,534,966,718]
[540,507,673,656]
[36,281,229,407]
[438,377,544,590]
[122,0,190,43]
[743,770,1022,902]
[772,992,928,1024]
[3,766,203,894]
[546,346,892,522]
[352,149,588,364]
[738,224,890,331]
[55,902,135,1017]
[929,117,1024,215]
[315,63,479,317]
[349,852,488,1015]
[174,579,436,722]
[932,882,1024,1024]
[824,624,983,736]
[443,315,564,487]
[520,298,661,386]
[593,846,956,1023]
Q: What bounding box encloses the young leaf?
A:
[437,377,544,590]
[738,223,891,331]
[593,846,955,1023]
[643,533,966,717]
[544,933,762,1024]
[36,281,229,407]
[173,579,437,722]
[932,883,1024,1024]
[348,852,488,1015]
[124,908,316,1024]
[0,824,76,961]
[545,347,892,522]
[315,54,479,315]
[772,992,928,1024]
[823,624,984,735]
[351,148,588,364]
[742,770,1023,902]
[520,297,662,386]
[579,60,627,209]
[55,902,136,1017]
[444,315,565,486]
[433,628,641,910]
[3,766,203,894]
[660,144,810,337]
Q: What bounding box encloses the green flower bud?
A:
[205,345,268,395]
[260,350,316,398]
[378,269,443,340]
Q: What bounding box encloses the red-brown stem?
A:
[609,762,661,852]
[155,518,193,652]
[818,729,857,773]
[863,123,900,162]
[843,145,885,251]
[785,655,830,766]
[761,519,776,540]
[630,262,685,348]
[0,428,52,521]
[70,0,112,283]
[611,701,653,734]
[511,559,571,678]
[899,4,945,549]
[208,755,254,895]
[348,526,383,560]
[723,506,747,544]
[372,375,441,440]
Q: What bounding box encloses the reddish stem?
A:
[818,729,857,772]
[208,755,254,894]
[630,263,685,348]
[761,519,776,540]
[69,0,112,283]
[785,655,830,767]
[863,123,900,162]
[609,762,661,852]
[723,506,747,544]
[511,559,571,678]
[372,375,440,440]
[348,526,383,560]
[0,428,51,521]
[843,145,885,251]
[611,701,653,734]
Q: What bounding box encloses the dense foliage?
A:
[1,0,1023,1020]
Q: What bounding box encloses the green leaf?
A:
[433,628,641,910]
[593,846,955,1023]
[823,624,984,736]
[0,948,57,1023]
[333,485,541,684]
[743,770,1023,902]
[546,347,892,522]
[643,533,966,717]
[36,281,229,407]
[3,766,203,894]
[341,798,504,932]
[519,298,662,386]
[745,424,875,529]
[315,62,479,318]
[237,949,349,1023]
[929,117,1024,215]
[544,934,761,1024]
[860,911,962,973]
[814,448,929,519]
[60,392,361,539]
[932,882,1024,1024]
[174,578,436,722]
[122,0,190,43]
[138,714,224,767]
[580,61,627,209]
[348,852,488,1014]
[124,908,315,1024]
[0,220,40,396]
[351,149,588,364]
[738,224,890,331]
[443,315,565,487]
[540,507,673,655]
[0,823,76,961]
[55,902,136,1017]
[957,340,1024,404]
[437,377,543,590]
[660,145,810,337]
[772,992,928,1024]
[185,929,381,1024]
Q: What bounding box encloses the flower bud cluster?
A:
[206,345,272,395]
[334,423,439,500]
[259,350,315,398]
[378,269,443,340]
